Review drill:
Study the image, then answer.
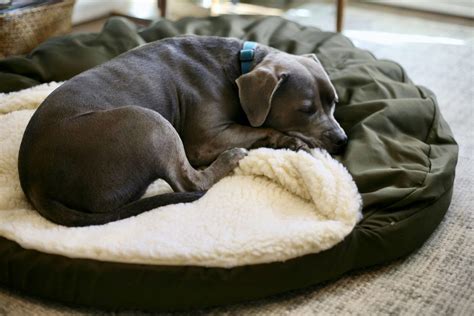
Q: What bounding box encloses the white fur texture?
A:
[0,83,362,268]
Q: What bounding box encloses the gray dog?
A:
[18,36,347,227]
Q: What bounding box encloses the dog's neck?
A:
[251,45,271,71]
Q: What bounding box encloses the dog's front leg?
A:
[186,124,310,167]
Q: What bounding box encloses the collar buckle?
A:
[240,49,255,62]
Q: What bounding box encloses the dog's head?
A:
[236,52,347,154]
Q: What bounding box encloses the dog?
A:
[18,36,347,227]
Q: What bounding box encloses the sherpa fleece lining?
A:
[0,83,362,268]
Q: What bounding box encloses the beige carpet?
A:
[1,2,473,315]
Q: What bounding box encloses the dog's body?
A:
[18,36,347,227]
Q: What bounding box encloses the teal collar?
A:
[240,41,257,74]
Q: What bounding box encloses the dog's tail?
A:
[35,192,205,227]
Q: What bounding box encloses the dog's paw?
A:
[220,148,248,166]
[211,148,248,181]
[297,145,312,153]
[278,136,311,152]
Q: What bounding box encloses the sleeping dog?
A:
[18,36,347,227]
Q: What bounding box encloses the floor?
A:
[1,0,473,314]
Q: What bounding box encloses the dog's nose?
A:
[334,134,348,147]
[324,131,347,146]
[323,131,348,154]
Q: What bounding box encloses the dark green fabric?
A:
[0,18,145,92]
[0,15,457,311]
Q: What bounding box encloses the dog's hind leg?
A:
[76,106,246,193]
[25,106,245,214]
[155,119,248,192]
[165,146,248,192]
[81,106,247,193]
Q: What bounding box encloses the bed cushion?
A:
[0,15,458,311]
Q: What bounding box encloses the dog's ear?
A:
[302,53,321,64]
[236,66,287,127]
[302,53,338,100]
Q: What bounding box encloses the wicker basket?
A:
[0,0,75,58]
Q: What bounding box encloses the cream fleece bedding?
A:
[0,83,362,268]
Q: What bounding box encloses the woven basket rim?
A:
[0,0,75,17]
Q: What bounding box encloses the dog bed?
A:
[0,16,458,311]
[0,83,362,266]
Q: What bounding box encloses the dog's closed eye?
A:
[298,104,317,114]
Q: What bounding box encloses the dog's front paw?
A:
[278,136,311,152]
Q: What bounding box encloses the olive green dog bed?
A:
[0,16,457,311]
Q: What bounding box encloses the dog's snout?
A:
[323,130,348,154]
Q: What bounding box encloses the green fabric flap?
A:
[0,18,145,92]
